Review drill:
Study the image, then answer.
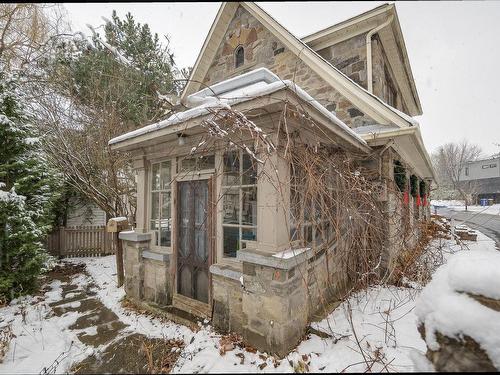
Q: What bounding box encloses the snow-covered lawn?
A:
[431,199,500,215]
[0,220,497,374]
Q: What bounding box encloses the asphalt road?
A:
[433,206,500,247]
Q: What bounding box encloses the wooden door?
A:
[177,179,210,303]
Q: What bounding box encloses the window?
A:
[222,150,257,258]
[235,46,244,69]
[465,167,469,176]
[289,161,332,248]
[150,161,172,247]
[491,164,497,168]
[385,66,397,108]
[179,154,215,173]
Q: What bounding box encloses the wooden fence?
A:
[45,226,117,257]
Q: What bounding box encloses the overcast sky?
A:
[63,1,500,156]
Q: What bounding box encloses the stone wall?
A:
[316,34,407,114]
[210,243,350,357]
[202,5,376,128]
[121,233,172,306]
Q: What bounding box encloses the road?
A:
[433,206,500,247]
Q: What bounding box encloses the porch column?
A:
[132,155,148,233]
[256,149,290,254]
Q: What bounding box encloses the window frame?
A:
[234,45,245,69]
[148,159,174,251]
[289,162,333,250]
[221,149,258,259]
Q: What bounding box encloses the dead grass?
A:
[0,325,13,364]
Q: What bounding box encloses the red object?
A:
[417,195,421,206]
[403,191,409,205]
[423,195,428,206]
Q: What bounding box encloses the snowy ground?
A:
[0,221,498,374]
[431,199,500,215]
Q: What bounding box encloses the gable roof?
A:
[180,2,416,129]
[302,3,422,116]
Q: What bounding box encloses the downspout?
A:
[366,16,394,93]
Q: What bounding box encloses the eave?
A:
[302,4,423,116]
[360,126,436,182]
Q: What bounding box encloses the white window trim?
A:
[148,159,174,252]
[217,149,258,263]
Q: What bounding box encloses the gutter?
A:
[366,15,394,93]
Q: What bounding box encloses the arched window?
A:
[235,46,244,68]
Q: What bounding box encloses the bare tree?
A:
[0,3,69,71]
[432,140,482,210]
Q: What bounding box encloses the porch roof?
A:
[108,68,371,153]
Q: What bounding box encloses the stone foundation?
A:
[210,245,348,357]
[120,231,172,306]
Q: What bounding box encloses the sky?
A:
[63,1,500,156]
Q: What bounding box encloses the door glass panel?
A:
[223,226,239,258]
[177,180,210,303]
[194,182,208,228]
[179,227,189,257]
[179,266,192,298]
[195,270,209,303]
[241,187,257,226]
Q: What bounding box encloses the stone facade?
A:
[202,5,376,128]
[202,6,409,129]
[317,34,407,114]
[211,243,349,357]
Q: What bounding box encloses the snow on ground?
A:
[416,249,500,369]
[0,280,93,374]
[431,199,500,215]
[0,221,498,374]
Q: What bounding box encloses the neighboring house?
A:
[109,2,435,355]
[65,197,107,227]
[460,156,500,203]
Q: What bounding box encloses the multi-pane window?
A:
[179,154,215,173]
[222,150,257,258]
[385,66,398,108]
[289,162,333,248]
[150,161,172,247]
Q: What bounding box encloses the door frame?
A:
[172,173,215,318]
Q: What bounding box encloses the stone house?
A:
[109,2,435,356]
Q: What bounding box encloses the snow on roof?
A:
[108,68,367,147]
[415,250,500,368]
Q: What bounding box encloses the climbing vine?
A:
[393,160,407,192]
[410,175,418,197]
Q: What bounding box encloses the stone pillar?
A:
[238,248,310,357]
[120,231,151,300]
